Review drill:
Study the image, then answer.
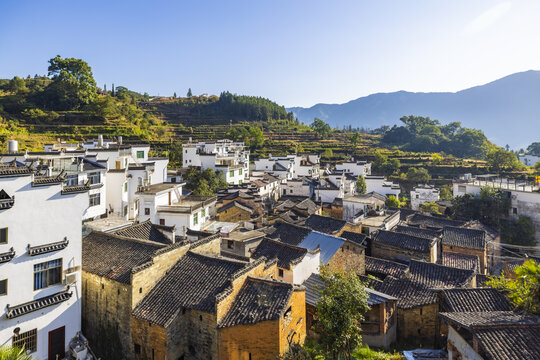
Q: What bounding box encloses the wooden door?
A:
[48,326,65,360]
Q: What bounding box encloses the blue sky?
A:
[1,0,539,107]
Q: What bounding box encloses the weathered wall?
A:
[217,205,252,222]
[279,289,307,354]
[442,245,487,274]
[218,321,280,360]
[372,242,432,263]
[327,241,365,275]
[397,303,439,345]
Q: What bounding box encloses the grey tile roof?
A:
[61,184,90,194]
[0,166,33,177]
[304,214,346,235]
[439,311,539,330]
[441,252,480,271]
[408,260,476,288]
[394,225,440,240]
[217,201,253,214]
[0,189,15,209]
[269,222,312,246]
[406,213,464,230]
[6,289,72,319]
[377,277,438,309]
[373,230,434,253]
[251,239,308,269]
[441,288,511,312]
[132,252,249,326]
[442,226,486,250]
[365,256,408,279]
[113,220,173,245]
[28,238,69,256]
[0,247,15,263]
[474,326,540,360]
[294,198,319,215]
[218,277,294,328]
[82,232,165,284]
[340,231,367,247]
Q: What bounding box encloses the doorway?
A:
[48,326,65,360]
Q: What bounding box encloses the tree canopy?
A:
[526,142,540,156]
[486,148,524,172]
[406,167,431,183]
[184,167,228,196]
[227,126,264,148]
[372,151,400,176]
[310,118,332,139]
[449,186,510,227]
[356,175,366,195]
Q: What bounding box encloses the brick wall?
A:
[279,288,307,354]
[327,241,366,275]
[218,320,280,360]
[217,205,252,222]
[339,223,363,235]
[397,303,439,345]
[442,245,487,274]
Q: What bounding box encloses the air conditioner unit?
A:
[64,273,77,285]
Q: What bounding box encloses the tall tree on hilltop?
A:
[187,88,193,97]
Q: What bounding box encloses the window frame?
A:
[193,212,198,226]
[66,174,78,186]
[89,193,101,207]
[12,329,37,354]
[87,171,101,185]
[0,228,7,244]
[34,259,63,291]
[0,279,7,296]
[136,151,145,159]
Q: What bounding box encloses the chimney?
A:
[97,135,104,148]
[118,136,123,145]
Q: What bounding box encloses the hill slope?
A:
[288,70,540,148]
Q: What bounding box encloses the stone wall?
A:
[372,242,432,263]
[397,303,439,345]
[327,241,366,275]
[279,288,307,353]
[217,205,252,222]
[218,320,280,360]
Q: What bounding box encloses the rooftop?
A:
[376,277,438,309]
[297,231,344,264]
[304,214,346,235]
[268,222,312,246]
[442,226,486,250]
[440,311,539,330]
[441,252,480,271]
[113,220,174,245]
[339,231,368,247]
[251,238,309,269]
[474,326,540,360]
[406,213,465,230]
[365,256,409,279]
[373,230,435,253]
[136,182,183,195]
[408,260,476,288]
[393,225,440,240]
[441,288,511,312]
[224,229,265,242]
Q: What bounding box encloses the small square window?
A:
[145,208,150,216]
[0,228,7,244]
[159,219,165,225]
[278,269,284,277]
[137,151,145,159]
[134,343,141,354]
[227,240,234,249]
[0,279,7,296]
[12,329,37,353]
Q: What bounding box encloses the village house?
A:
[441,226,487,274]
[335,159,371,177]
[405,212,465,230]
[254,154,320,180]
[304,273,398,348]
[0,164,88,360]
[267,222,313,246]
[341,192,387,222]
[221,228,265,260]
[81,228,222,359]
[365,256,409,280]
[251,238,320,284]
[182,139,250,185]
[410,184,440,211]
[217,201,255,222]
[283,177,314,198]
[364,175,401,197]
[358,210,401,235]
[371,230,438,263]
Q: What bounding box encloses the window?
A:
[201,208,206,217]
[278,269,284,277]
[290,189,293,194]
[239,180,242,185]
[124,182,128,192]
[193,213,198,225]
[13,329,37,353]
[230,170,234,177]
[0,228,7,244]
[137,151,144,159]
[513,207,518,215]
[145,208,150,215]
[227,240,234,249]
[0,279,6,296]
[66,174,78,186]
[239,168,243,175]
[34,259,62,290]
[134,343,141,354]
[159,219,165,226]
[89,193,101,207]
[88,172,101,185]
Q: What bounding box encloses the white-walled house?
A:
[313,177,344,204]
[410,185,440,210]
[136,182,217,233]
[0,165,88,360]
[365,175,401,197]
[254,154,320,179]
[342,192,387,222]
[284,178,313,198]
[182,139,250,184]
[335,160,372,177]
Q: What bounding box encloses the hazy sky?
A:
[1,0,539,107]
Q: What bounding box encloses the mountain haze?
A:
[288,70,540,149]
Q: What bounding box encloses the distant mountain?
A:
[288,70,540,149]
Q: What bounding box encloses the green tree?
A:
[535,161,540,174]
[323,148,333,159]
[356,175,366,195]
[0,345,33,360]
[187,88,193,97]
[314,267,370,360]
[311,118,332,139]
[8,76,27,94]
[526,142,540,156]
[386,195,400,208]
[449,186,510,227]
[45,55,97,110]
[486,148,522,172]
[185,167,227,195]
[488,259,540,314]
[439,185,453,200]
[419,202,442,215]
[500,216,537,247]
[406,167,431,183]
[349,131,361,148]
[432,153,443,164]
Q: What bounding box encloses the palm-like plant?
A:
[0,345,33,360]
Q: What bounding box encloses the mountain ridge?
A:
[288,70,540,149]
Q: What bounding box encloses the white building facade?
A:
[410,185,440,210]
[365,176,401,197]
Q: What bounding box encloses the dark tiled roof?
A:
[274,199,297,212]
[219,277,293,328]
[0,166,33,177]
[440,311,539,330]
[476,274,490,288]
[441,252,479,271]
[365,256,408,279]
[0,189,15,209]
[0,247,15,263]
[304,214,346,235]
[394,225,440,240]
[474,326,540,360]
[408,260,475,288]
[113,220,173,245]
[82,232,165,284]
[407,213,465,230]
[441,288,511,312]
[132,252,248,326]
[373,230,434,253]
[6,289,72,319]
[217,201,253,214]
[268,222,312,246]
[340,231,367,246]
[61,184,90,194]
[388,207,419,221]
[28,238,69,256]
[377,277,438,309]
[251,239,308,269]
[294,198,319,215]
[32,173,65,185]
[442,226,486,250]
